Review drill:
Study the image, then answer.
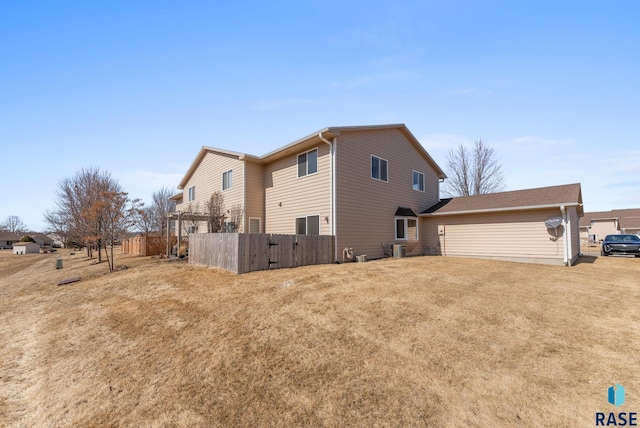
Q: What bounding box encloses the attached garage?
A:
[421,183,583,266]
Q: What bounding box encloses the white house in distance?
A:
[0,231,20,249]
[12,242,40,255]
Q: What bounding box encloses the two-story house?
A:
[172,124,445,260]
[173,123,583,265]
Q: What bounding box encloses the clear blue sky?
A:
[2,1,639,232]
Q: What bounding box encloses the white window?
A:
[296,215,320,235]
[222,170,233,191]
[395,217,418,241]
[249,218,261,234]
[412,171,425,192]
[298,148,318,177]
[371,155,388,182]
[188,186,195,201]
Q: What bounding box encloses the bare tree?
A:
[95,190,142,271]
[182,202,202,234]
[43,210,71,247]
[206,192,226,233]
[151,186,176,236]
[443,140,506,197]
[46,167,141,269]
[1,215,27,234]
[226,203,244,232]
[133,206,155,235]
[54,167,116,259]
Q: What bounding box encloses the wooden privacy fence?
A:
[189,233,335,274]
[122,235,174,256]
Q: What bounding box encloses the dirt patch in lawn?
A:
[1,249,639,426]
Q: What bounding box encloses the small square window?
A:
[249,218,261,234]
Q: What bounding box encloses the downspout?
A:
[177,211,182,259]
[318,132,337,261]
[166,212,171,258]
[566,206,573,266]
[243,161,246,233]
[560,205,568,266]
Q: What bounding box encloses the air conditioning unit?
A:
[393,244,406,258]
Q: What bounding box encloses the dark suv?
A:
[601,234,640,257]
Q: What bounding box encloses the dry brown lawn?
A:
[1,248,639,427]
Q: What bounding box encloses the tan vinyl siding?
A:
[568,206,580,263]
[422,208,568,264]
[589,219,618,241]
[178,151,245,232]
[264,143,331,234]
[244,161,264,233]
[335,128,441,258]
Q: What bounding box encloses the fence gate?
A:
[268,234,297,269]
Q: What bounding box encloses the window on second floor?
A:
[298,148,318,177]
[188,186,195,201]
[371,155,388,182]
[222,170,233,191]
[412,171,425,192]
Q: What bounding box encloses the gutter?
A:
[318,132,338,261]
[566,206,573,266]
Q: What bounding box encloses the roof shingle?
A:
[422,183,583,215]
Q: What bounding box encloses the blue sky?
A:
[2,1,639,231]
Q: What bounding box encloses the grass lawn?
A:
[1,248,639,426]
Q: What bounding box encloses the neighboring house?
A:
[618,210,640,235]
[47,233,64,248]
[12,242,40,254]
[173,124,583,265]
[579,208,640,242]
[421,183,583,266]
[0,232,21,249]
[28,232,54,247]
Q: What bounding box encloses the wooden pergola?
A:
[166,211,210,259]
